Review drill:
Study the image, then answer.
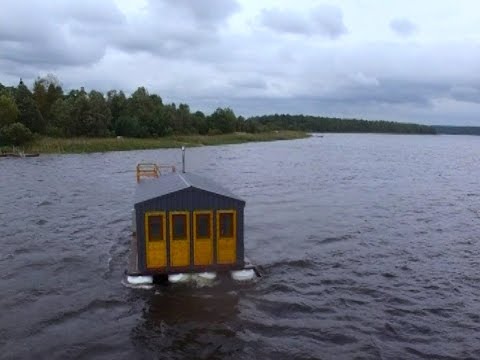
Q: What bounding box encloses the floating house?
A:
[127,153,255,284]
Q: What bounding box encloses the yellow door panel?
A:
[147,241,166,268]
[145,212,167,268]
[169,212,190,267]
[194,211,213,266]
[217,210,237,264]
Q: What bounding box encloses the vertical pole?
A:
[182,146,186,173]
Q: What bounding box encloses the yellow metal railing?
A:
[136,163,159,183]
[158,165,176,174]
[136,163,176,183]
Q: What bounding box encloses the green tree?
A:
[68,91,112,137]
[149,94,167,136]
[47,83,63,104]
[107,90,127,131]
[208,107,237,134]
[33,78,48,121]
[0,83,16,98]
[66,89,82,99]
[115,115,141,137]
[32,75,63,129]
[126,87,167,137]
[70,93,90,136]
[174,103,192,133]
[128,87,156,120]
[163,102,176,131]
[246,114,435,134]
[0,95,19,128]
[50,98,74,136]
[236,115,246,132]
[192,111,208,134]
[15,80,46,133]
[244,119,259,133]
[0,122,33,146]
[87,90,112,136]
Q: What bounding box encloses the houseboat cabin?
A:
[128,163,249,283]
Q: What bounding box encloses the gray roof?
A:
[134,172,245,204]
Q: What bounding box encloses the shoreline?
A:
[4,131,308,154]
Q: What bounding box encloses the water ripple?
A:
[1,134,480,358]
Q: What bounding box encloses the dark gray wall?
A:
[135,187,245,273]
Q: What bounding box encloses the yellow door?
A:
[169,211,190,267]
[145,212,167,268]
[217,210,237,264]
[194,211,213,266]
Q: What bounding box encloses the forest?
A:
[0,75,436,146]
[432,126,480,135]
[249,115,436,134]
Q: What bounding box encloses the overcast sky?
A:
[1,0,479,125]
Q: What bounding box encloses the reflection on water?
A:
[133,282,244,359]
[147,281,243,325]
[1,134,480,359]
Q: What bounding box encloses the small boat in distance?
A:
[126,147,258,286]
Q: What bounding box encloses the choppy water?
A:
[1,134,480,359]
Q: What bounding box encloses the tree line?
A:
[249,114,436,134]
[0,75,244,146]
[0,75,436,146]
[432,126,480,135]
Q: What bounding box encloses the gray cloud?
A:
[169,0,240,24]
[0,36,106,67]
[260,5,347,38]
[323,80,445,106]
[260,9,311,35]
[170,76,449,119]
[310,5,348,39]
[0,59,39,80]
[229,77,268,90]
[58,0,125,25]
[0,0,240,68]
[0,1,52,43]
[390,18,418,37]
[208,95,480,126]
[0,0,479,126]
[450,85,480,103]
[113,24,215,58]
[111,0,240,57]
[0,0,121,68]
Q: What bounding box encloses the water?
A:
[1,134,480,359]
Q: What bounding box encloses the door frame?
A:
[144,211,167,269]
[169,211,191,267]
[193,210,214,266]
[216,209,237,264]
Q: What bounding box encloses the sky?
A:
[0,0,479,125]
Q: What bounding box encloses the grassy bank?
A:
[14,131,308,154]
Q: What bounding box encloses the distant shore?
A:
[7,131,308,154]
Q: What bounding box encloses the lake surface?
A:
[1,134,480,359]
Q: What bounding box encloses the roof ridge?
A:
[134,171,245,204]
[178,173,190,187]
